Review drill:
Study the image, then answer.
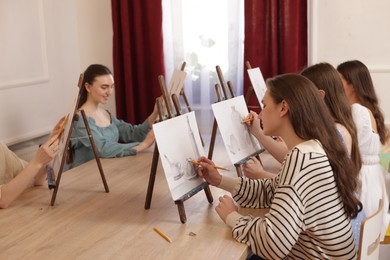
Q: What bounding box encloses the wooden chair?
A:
[358,199,384,260]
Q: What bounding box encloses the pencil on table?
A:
[153,227,172,243]
[191,161,229,171]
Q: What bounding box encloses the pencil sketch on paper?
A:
[153,111,205,201]
[211,95,262,164]
[247,67,267,108]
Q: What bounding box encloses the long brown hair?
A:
[267,74,362,218]
[78,64,113,109]
[68,64,112,164]
[301,63,362,175]
[337,60,389,144]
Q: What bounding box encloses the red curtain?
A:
[111,0,165,123]
[244,0,307,106]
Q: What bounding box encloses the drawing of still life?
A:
[247,67,267,108]
[153,111,205,201]
[211,95,262,164]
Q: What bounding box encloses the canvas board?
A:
[247,67,267,108]
[51,84,80,175]
[158,70,187,119]
[211,95,262,164]
[153,111,205,201]
[168,69,187,98]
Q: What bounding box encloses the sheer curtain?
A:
[162,0,244,136]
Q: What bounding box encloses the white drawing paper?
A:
[211,95,262,164]
[247,67,267,108]
[153,111,205,201]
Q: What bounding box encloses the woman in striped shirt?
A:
[197,74,361,259]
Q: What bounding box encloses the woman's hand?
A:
[245,110,263,139]
[243,157,277,179]
[31,137,60,168]
[243,157,264,179]
[196,156,222,186]
[215,195,238,223]
[148,96,163,125]
[134,130,155,152]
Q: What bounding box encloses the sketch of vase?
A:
[225,132,240,155]
[230,106,251,151]
[184,116,199,180]
[163,154,185,181]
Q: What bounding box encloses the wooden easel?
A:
[158,62,188,118]
[144,79,213,224]
[208,65,263,176]
[158,61,204,145]
[178,62,194,113]
[50,74,109,206]
[244,61,262,111]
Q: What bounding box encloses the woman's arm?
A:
[72,117,140,158]
[197,156,277,208]
[246,111,288,163]
[114,116,150,143]
[0,138,59,209]
[230,185,304,259]
[242,156,277,179]
[147,98,160,126]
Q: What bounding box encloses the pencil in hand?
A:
[191,160,229,171]
[241,117,254,123]
[50,114,69,146]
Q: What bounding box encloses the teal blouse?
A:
[69,112,150,168]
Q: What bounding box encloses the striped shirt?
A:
[220,139,357,259]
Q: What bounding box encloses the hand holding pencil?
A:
[242,117,254,123]
[243,111,262,138]
[191,160,229,171]
[195,156,223,187]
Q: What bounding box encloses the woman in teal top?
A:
[69,64,158,168]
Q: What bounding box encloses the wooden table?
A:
[0,148,273,260]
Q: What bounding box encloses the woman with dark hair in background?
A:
[69,64,158,168]
[338,60,390,241]
[301,62,364,246]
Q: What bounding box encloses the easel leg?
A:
[175,200,187,224]
[80,110,109,192]
[50,164,64,206]
[204,185,213,204]
[234,164,243,177]
[256,153,264,167]
[207,119,218,160]
[145,143,160,209]
[51,138,72,206]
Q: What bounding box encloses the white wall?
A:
[0,0,113,145]
[309,0,390,125]
[75,0,116,116]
